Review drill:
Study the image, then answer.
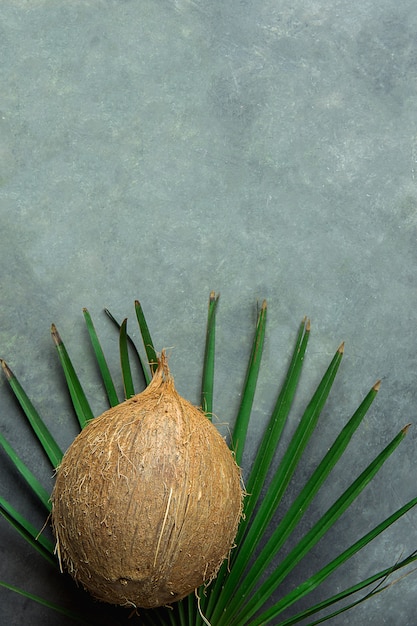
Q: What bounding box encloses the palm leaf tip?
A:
[134,299,158,375]
[50,322,94,429]
[0,358,13,380]
[119,317,135,399]
[50,324,61,346]
[209,290,219,302]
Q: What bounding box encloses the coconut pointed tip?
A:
[373,379,381,392]
[338,341,345,354]
[156,350,172,381]
[159,348,168,364]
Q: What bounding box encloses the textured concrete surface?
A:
[1,1,417,624]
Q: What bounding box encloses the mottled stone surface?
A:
[1,1,417,624]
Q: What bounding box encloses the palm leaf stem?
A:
[175,599,187,625]
[170,609,182,626]
[187,589,198,625]
[149,609,173,626]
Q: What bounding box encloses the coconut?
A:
[51,352,242,609]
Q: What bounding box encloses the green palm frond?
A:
[0,581,92,625]
[0,432,51,511]
[232,298,267,466]
[119,317,136,399]
[0,359,63,468]
[83,307,120,407]
[105,305,152,385]
[51,324,94,430]
[201,290,219,417]
[134,299,158,377]
[1,294,416,626]
[0,497,55,565]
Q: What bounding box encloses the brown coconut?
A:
[51,352,242,608]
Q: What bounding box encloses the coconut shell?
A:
[51,353,242,608]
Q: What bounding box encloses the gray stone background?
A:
[0,0,417,624]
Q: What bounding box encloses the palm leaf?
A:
[83,308,119,407]
[0,496,55,565]
[105,307,151,386]
[0,432,51,511]
[0,581,93,625]
[119,318,135,399]
[279,548,417,626]
[51,324,94,429]
[251,490,417,625]
[232,299,267,465]
[218,380,381,623]
[1,296,416,626]
[234,426,410,625]
[241,317,311,531]
[201,291,219,416]
[134,299,158,378]
[0,360,63,468]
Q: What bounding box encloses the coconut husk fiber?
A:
[51,352,243,608]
